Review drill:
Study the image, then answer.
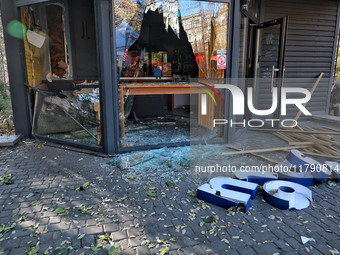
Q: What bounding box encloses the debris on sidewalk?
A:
[263,180,312,210]
[0,173,14,184]
[301,236,311,245]
[226,145,280,164]
[275,149,331,186]
[250,125,340,161]
[222,145,309,156]
[109,146,189,171]
[1,133,340,254]
[234,171,278,186]
[197,177,258,212]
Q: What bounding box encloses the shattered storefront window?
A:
[20,2,102,148]
[114,0,229,148]
[33,85,101,147]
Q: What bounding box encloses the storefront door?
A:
[252,17,288,123]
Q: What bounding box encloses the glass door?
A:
[252,17,288,123]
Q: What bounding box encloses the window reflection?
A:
[115,0,229,147]
[32,83,101,147]
[20,1,102,148]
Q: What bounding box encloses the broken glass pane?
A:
[114,0,229,148]
[33,84,101,147]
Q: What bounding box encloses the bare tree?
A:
[0,11,9,93]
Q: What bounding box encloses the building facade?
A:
[1,0,339,154]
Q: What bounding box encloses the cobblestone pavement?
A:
[1,133,340,254]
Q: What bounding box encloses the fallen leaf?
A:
[76,182,90,191]
[202,216,214,223]
[25,242,40,255]
[108,246,121,255]
[0,174,13,184]
[54,208,69,216]
[330,248,340,255]
[52,245,69,255]
[165,181,175,187]
[30,201,42,206]
[221,238,229,244]
[77,206,92,214]
[0,223,16,234]
[116,196,127,202]
[145,190,157,197]
[90,244,102,253]
[26,193,34,199]
[159,248,169,255]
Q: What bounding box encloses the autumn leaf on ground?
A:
[90,244,102,253]
[30,201,42,206]
[202,216,214,223]
[330,248,340,255]
[52,245,70,255]
[0,223,16,235]
[165,181,175,187]
[221,239,229,244]
[77,205,92,214]
[116,196,128,202]
[26,242,40,255]
[108,246,121,255]
[26,193,35,199]
[75,182,90,191]
[14,212,27,223]
[159,248,169,255]
[30,231,38,237]
[0,173,13,184]
[145,190,157,197]
[54,208,69,216]
[98,233,110,242]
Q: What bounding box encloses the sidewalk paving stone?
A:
[1,135,340,254]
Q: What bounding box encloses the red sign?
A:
[217,55,227,70]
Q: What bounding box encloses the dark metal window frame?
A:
[10,0,106,154]
[109,0,234,153]
[240,0,261,24]
[16,0,49,7]
[0,0,32,138]
[3,0,235,155]
[228,0,268,142]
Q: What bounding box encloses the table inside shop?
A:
[118,82,206,145]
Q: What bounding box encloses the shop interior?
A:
[21,0,228,150]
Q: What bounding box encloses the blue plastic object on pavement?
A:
[197,177,258,212]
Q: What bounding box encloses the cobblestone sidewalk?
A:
[1,140,340,255]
